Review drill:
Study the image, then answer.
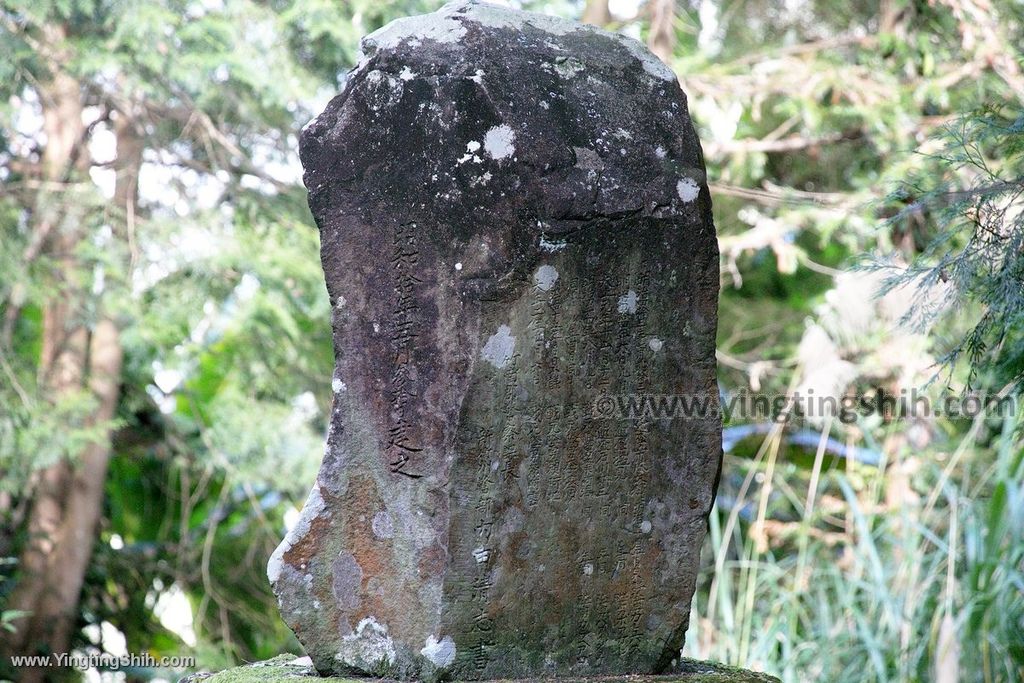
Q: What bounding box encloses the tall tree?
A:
[581,0,611,27]
[647,0,675,63]
[0,19,112,673]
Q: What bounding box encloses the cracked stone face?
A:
[271,1,721,680]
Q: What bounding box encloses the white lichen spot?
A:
[539,235,567,252]
[420,635,457,668]
[473,547,490,564]
[483,124,515,160]
[373,322,381,334]
[466,140,481,153]
[583,563,594,576]
[539,100,550,110]
[455,262,463,271]
[468,69,485,84]
[655,146,667,159]
[676,177,700,203]
[481,325,515,368]
[649,338,664,352]
[533,265,559,292]
[399,66,417,81]
[614,128,633,140]
[372,510,395,539]
[335,295,346,308]
[618,290,639,314]
[332,377,347,393]
[640,520,653,533]
[334,617,396,671]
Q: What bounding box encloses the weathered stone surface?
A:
[179,656,780,683]
[270,1,721,680]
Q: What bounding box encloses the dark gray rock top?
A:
[300,0,708,244]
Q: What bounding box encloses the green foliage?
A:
[880,109,1024,388]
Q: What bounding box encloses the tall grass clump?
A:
[684,411,1024,683]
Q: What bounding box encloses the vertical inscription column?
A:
[388,222,423,478]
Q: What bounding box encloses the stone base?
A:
[179,655,780,683]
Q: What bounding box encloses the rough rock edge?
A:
[358,0,676,82]
[178,656,780,683]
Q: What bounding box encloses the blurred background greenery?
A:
[0,0,1021,681]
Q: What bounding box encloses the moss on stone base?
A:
[673,658,780,682]
[178,656,780,683]
[178,655,362,683]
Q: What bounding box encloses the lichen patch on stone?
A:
[334,617,396,671]
[539,234,567,251]
[483,124,515,159]
[481,324,515,368]
[420,634,457,668]
[533,265,559,291]
[331,551,363,611]
[677,177,700,202]
[362,4,467,53]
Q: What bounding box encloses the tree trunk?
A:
[34,319,123,665]
[3,23,88,665]
[582,0,611,27]
[2,26,136,683]
[647,0,676,64]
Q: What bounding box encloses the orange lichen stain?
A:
[282,512,331,569]
[342,474,415,633]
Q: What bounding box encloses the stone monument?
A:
[270,2,722,680]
